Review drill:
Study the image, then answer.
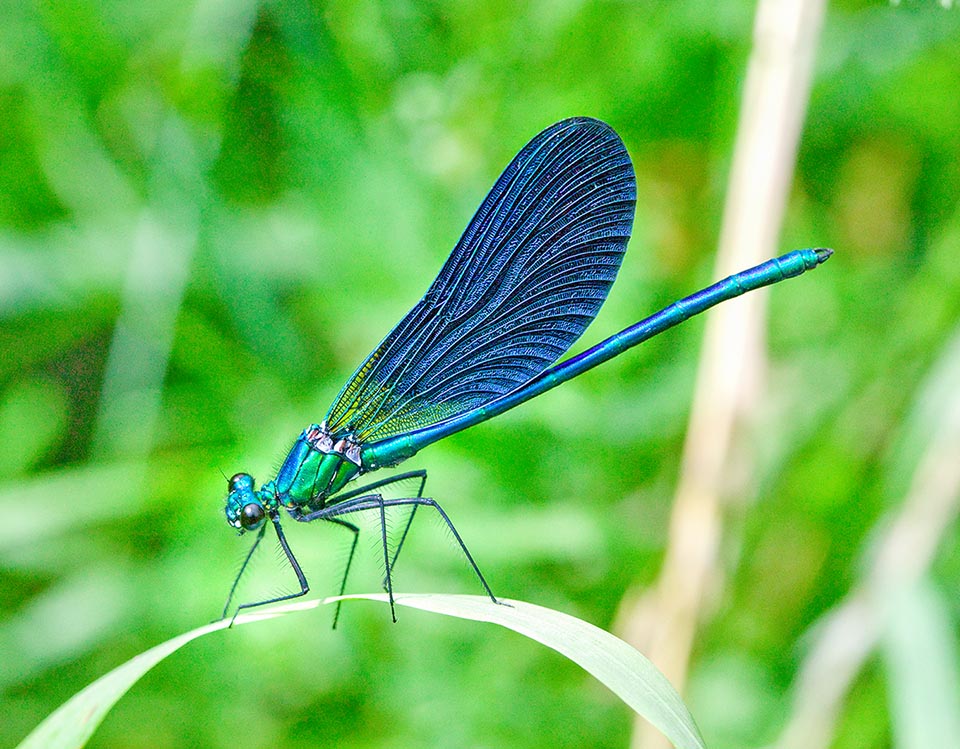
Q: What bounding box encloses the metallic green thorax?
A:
[268,426,360,507]
[278,426,360,502]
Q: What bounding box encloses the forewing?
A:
[325,118,636,443]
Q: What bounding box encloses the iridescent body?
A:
[221,118,832,624]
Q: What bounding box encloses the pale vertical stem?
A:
[625,2,825,748]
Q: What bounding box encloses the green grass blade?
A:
[17,595,704,749]
[332,594,706,749]
[14,601,323,749]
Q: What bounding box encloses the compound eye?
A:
[229,473,252,493]
[240,502,265,530]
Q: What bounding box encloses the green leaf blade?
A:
[333,594,706,749]
[17,595,704,749]
[15,602,322,749]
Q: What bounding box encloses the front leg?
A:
[221,522,267,620]
[226,513,309,625]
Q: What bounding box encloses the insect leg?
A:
[221,522,266,620]
[296,470,428,598]
[300,493,397,622]
[229,513,309,624]
[325,517,359,629]
[376,493,397,623]
[318,495,499,606]
[383,471,427,578]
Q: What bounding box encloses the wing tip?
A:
[548,116,623,141]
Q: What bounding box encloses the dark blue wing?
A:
[324,117,636,443]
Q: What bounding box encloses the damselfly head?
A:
[225,472,266,533]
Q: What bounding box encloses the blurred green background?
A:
[3,1,960,748]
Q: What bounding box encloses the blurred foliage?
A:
[1,1,959,748]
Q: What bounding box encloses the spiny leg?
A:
[230,513,309,625]
[324,517,359,629]
[376,493,397,623]
[394,497,497,605]
[339,471,429,590]
[297,492,398,623]
[382,471,427,580]
[330,470,428,503]
[221,522,267,620]
[318,494,499,606]
[297,470,428,600]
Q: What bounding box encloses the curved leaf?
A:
[15,601,322,749]
[17,595,705,749]
[333,594,706,749]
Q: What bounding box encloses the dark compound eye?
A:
[240,502,266,530]
[229,472,252,493]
